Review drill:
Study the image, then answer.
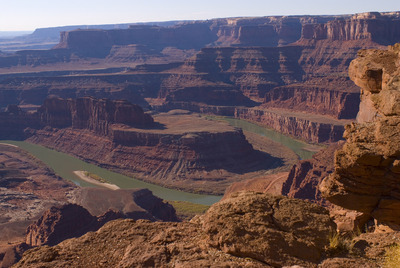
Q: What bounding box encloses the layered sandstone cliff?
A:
[27,109,279,194]
[37,97,154,134]
[235,107,348,143]
[0,97,279,194]
[282,142,343,204]
[1,12,400,145]
[320,44,400,228]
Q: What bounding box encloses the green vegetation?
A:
[384,244,400,268]
[83,171,109,184]
[169,200,210,221]
[327,231,358,255]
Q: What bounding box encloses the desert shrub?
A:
[327,232,354,255]
[384,244,400,268]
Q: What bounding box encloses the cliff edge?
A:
[320,44,400,228]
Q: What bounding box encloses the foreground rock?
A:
[14,192,335,267]
[200,192,335,267]
[1,189,178,267]
[25,204,125,247]
[320,44,400,228]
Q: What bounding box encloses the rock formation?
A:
[14,192,335,268]
[0,97,279,194]
[282,142,343,205]
[200,192,335,267]
[24,204,121,247]
[23,195,177,249]
[27,108,279,194]
[320,44,400,228]
[1,12,399,143]
[70,188,178,221]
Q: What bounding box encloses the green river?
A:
[1,140,221,205]
[216,117,321,160]
[0,119,320,206]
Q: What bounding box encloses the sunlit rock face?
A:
[320,44,400,227]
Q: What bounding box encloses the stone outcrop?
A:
[14,192,336,268]
[200,192,335,267]
[24,194,177,249]
[320,44,400,227]
[70,188,179,221]
[25,204,117,247]
[301,12,400,44]
[0,96,154,139]
[282,142,343,205]
[0,105,40,140]
[263,82,360,119]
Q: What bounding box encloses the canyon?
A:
[1,97,284,195]
[1,12,400,144]
[0,143,178,267]
[1,11,400,268]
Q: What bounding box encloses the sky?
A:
[0,0,399,31]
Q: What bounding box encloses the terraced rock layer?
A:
[27,108,280,194]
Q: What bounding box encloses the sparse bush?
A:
[384,244,400,268]
[327,232,354,255]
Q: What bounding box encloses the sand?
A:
[73,171,120,190]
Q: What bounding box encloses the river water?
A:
[0,119,320,205]
[1,140,221,205]
[220,118,320,160]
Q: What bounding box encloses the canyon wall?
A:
[234,107,347,143]
[301,12,400,44]
[38,97,154,135]
[1,97,278,194]
[263,83,360,119]
[1,12,400,144]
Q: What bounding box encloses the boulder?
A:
[200,192,335,267]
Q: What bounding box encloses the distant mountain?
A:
[0,31,32,39]
[0,21,187,52]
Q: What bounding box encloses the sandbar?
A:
[73,171,120,190]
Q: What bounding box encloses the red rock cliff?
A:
[301,12,400,44]
[38,97,154,136]
[320,44,400,228]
